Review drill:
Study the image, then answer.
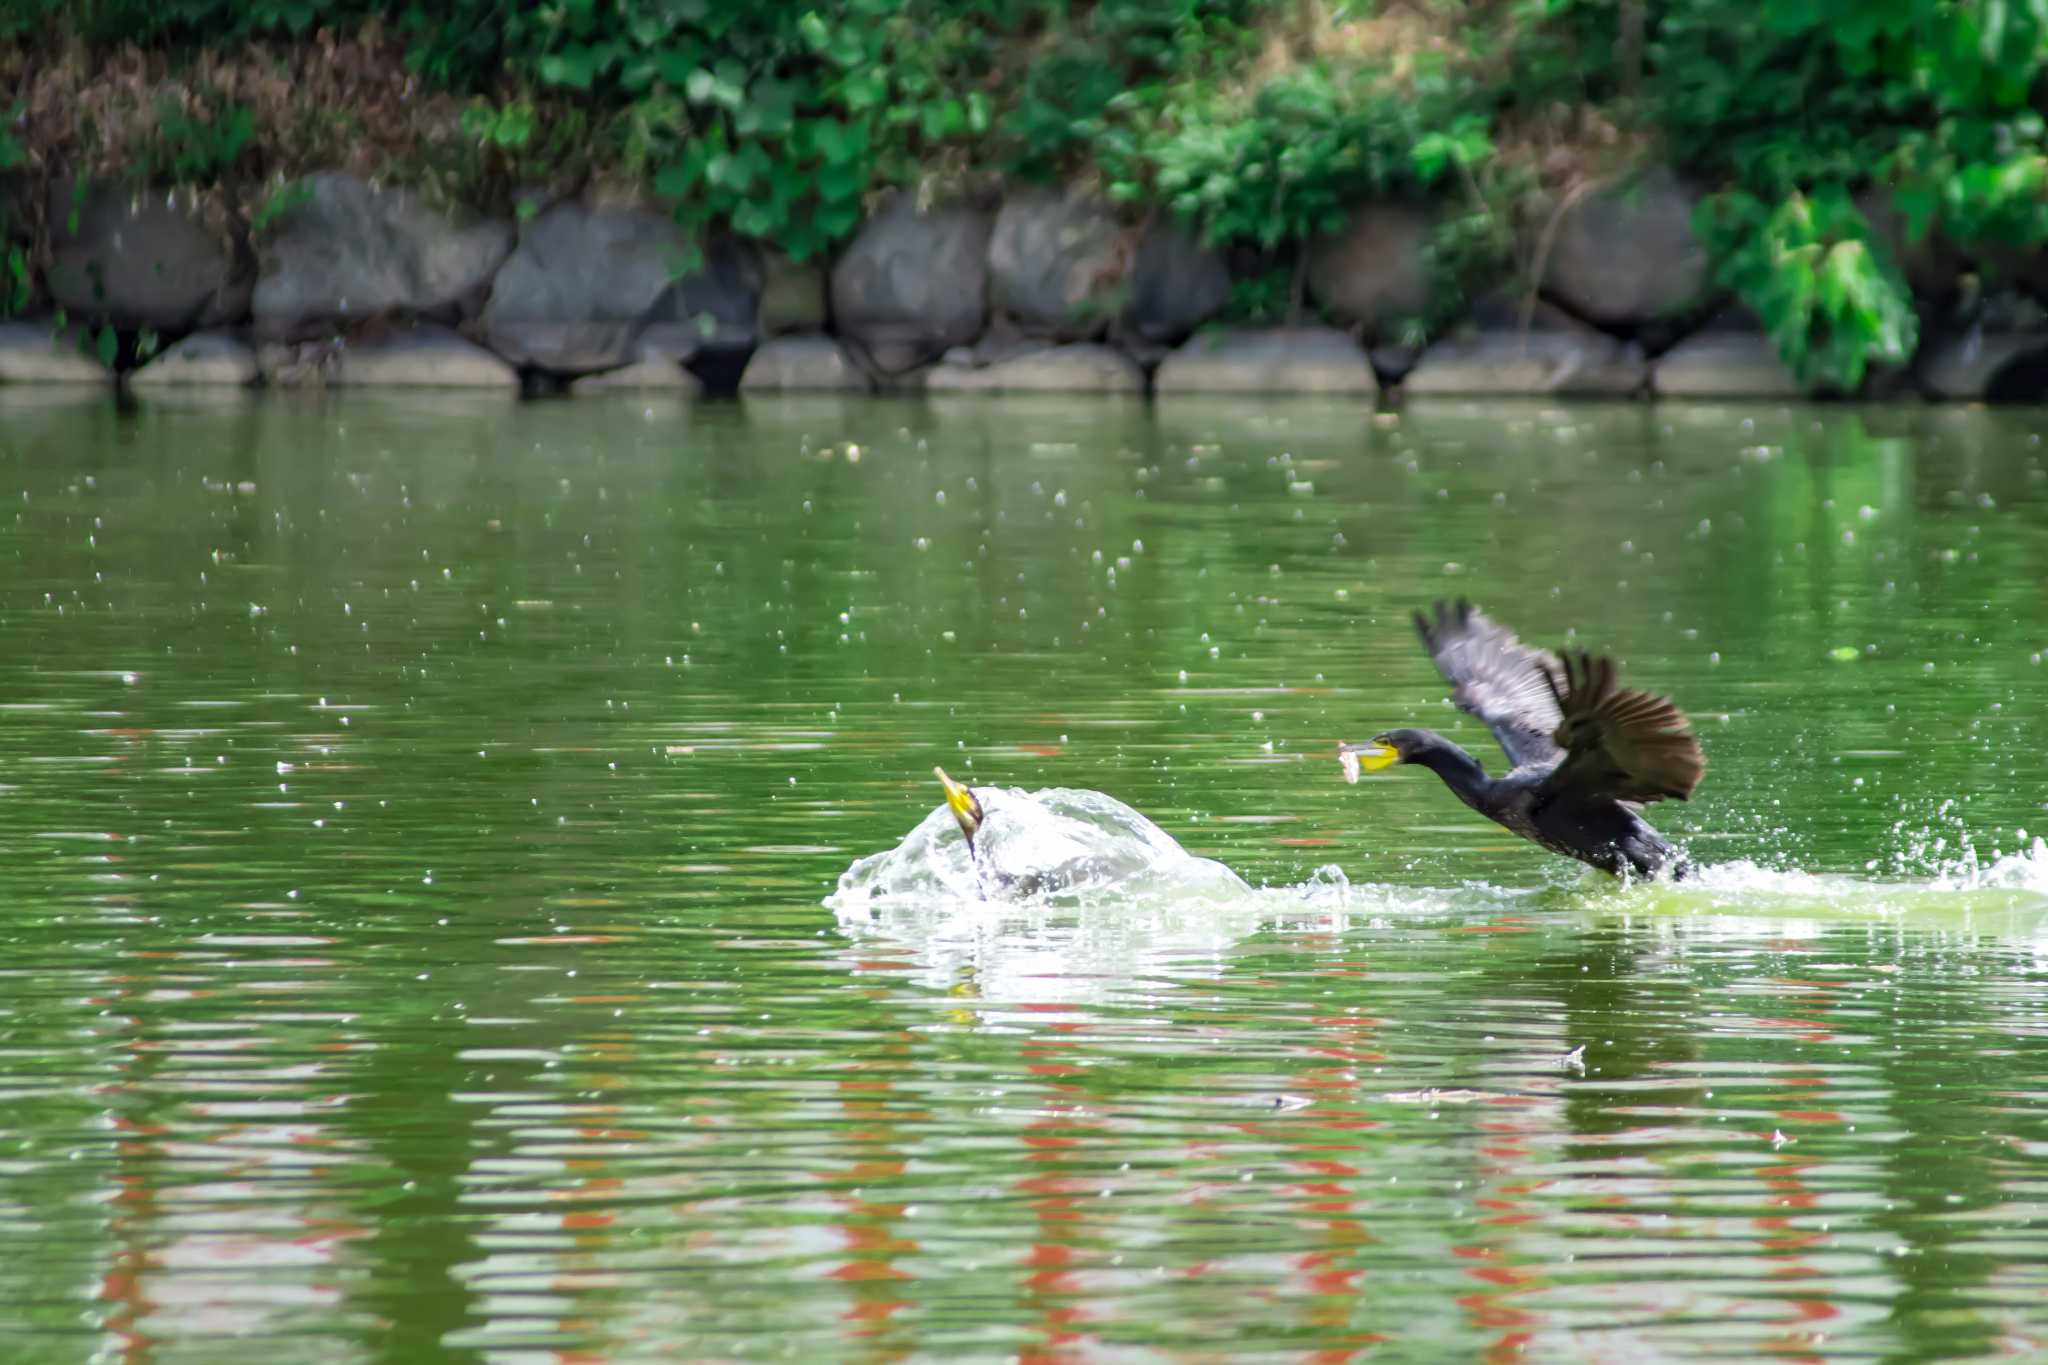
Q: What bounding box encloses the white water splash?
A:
[832,790,2048,980]
[829,791,1374,1006]
[829,785,1248,908]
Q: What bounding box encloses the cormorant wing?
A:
[1414,599,1566,770]
[1539,652,1704,804]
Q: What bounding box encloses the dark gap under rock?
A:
[686,345,755,398]
[1982,346,2048,403]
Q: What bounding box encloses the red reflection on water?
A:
[1013,1036,1106,1362]
[824,1051,920,1349]
[1751,1017,1837,1044]
[98,1171,154,1365]
[1257,989,1389,1351]
[1752,1057,1847,1362]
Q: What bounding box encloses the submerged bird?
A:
[931,766,1243,899]
[933,766,1112,897]
[1340,600,1704,879]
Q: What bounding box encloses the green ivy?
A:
[451,0,1001,264]
[1696,187,1917,391]
[1644,0,2048,384]
[148,98,255,185]
[1125,60,1505,329]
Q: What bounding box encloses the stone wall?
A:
[6,169,2047,403]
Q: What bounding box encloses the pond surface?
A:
[3,390,2047,1362]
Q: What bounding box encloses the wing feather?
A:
[1541,651,1705,804]
[1413,599,1565,771]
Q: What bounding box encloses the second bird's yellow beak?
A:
[934,766,984,844]
[935,767,974,819]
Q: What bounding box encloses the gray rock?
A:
[253,172,512,338]
[1404,328,1645,396]
[758,249,829,336]
[1153,327,1377,395]
[739,336,871,393]
[128,331,259,387]
[1308,201,1432,334]
[1463,290,1586,332]
[988,189,1130,340]
[964,319,1051,368]
[632,321,705,363]
[654,236,760,351]
[1917,331,2048,400]
[1540,168,1713,328]
[0,321,110,383]
[334,325,519,388]
[926,343,1143,393]
[1121,221,1229,344]
[481,200,690,373]
[831,194,990,373]
[1858,190,1967,303]
[566,320,704,393]
[48,181,252,330]
[257,339,341,388]
[1652,333,1806,398]
[571,360,702,394]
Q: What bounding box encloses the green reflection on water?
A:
[1,391,2046,1362]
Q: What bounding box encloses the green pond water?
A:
[2,389,2047,1363]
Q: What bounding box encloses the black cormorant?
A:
[1340,600,1705,879]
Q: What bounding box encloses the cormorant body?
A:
[1342,600,1705,879]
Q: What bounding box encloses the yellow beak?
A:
[934,766,975,820]
[1337,743,1399,784]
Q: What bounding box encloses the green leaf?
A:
[840,69,886,111]
[1891,186,1941,241]
[710,58,748,111]
[736,78,798,137]
[706,147,760,192]
[654,145,709,199]
[95,325,117,368]
[922,98,966,140]
[540,46,599,90]
[814,159,867,204]
[656,47,704,87]
[814,200,861,241]
[731,198,787,237]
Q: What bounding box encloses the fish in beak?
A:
[1336,738,1401,784]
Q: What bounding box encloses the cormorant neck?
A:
[1405,732,1495,812]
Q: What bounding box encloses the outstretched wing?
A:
[1414,599,1566,771]
[1539,652,1704,804]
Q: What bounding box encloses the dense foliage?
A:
[5,0,2048,381]
[1533,0,2048,386]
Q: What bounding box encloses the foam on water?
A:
[833,790,2048,972]
[829,785,1251,909]
[1578,835,2048,940]
[831,788,1386,1006]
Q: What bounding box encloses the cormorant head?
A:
[934,767,985,848]
[1337,731,1422,782]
